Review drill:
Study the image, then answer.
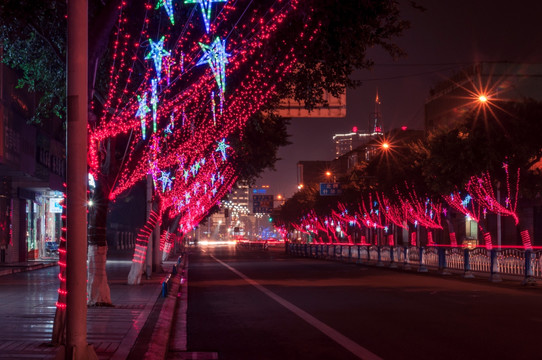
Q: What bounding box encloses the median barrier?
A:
[287,243,540,285]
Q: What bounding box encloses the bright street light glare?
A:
[478,95,488,102]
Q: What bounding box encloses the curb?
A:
[144,255,186,360]
[169,256,189,353]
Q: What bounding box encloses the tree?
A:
[1,0,412,305]
[423,99,542,195]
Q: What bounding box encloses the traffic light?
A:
[268,217,273,222]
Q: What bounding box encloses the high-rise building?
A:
[332,91,383,158]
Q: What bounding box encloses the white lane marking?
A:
[210,255,383,360]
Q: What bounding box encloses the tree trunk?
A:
[87,176,112,306]
[128,208,162,284]
[161,215,181,261]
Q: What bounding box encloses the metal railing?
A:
[287,243,540,285]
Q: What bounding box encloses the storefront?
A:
[23,190,63,260]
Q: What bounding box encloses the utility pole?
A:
[63,0,97,358]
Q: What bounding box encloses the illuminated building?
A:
[333,91,383,158]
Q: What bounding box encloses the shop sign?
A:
[49,198,63,213]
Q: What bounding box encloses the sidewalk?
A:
[0,250,184,360]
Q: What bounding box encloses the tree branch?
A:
[26,21,64,65]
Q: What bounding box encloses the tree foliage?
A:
[423,99,542,195]
[2,0,413,229]
[274,0,409,109]
[230,112,291,185]
[0,0,66,123]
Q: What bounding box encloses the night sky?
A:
[255,0,542,198]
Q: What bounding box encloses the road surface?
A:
[186,243,542,360]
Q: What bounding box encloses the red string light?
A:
[87,1,308,245]
[55,191,67,311]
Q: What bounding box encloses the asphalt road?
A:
[186,244,542,360]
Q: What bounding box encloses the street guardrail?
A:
[287,243,540,285]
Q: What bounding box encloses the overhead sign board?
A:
[253,195,274,213]
[320,183,342,196]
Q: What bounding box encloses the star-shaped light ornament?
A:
[197,37,230,101]
[156,0,175,25]
[151,79,159,133]
[158,171,173,192]
[136,93,151,140]
[145,36,171,81]
[215,138,230,161]
[184,0,227,33]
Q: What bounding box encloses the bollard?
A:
[522,250,536,286]
[463,248,474,278]
[357,245,362,265]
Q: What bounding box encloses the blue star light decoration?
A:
[165,112,175,136]
[184,0,227,33]
[461,194,472,208]
[197,37,230,101]
[151,79,159,133]
[158,171,173,192]
[145,36,170,81]
[156,0,175,25]
[215,138,230,161]
[136,93,151,140]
